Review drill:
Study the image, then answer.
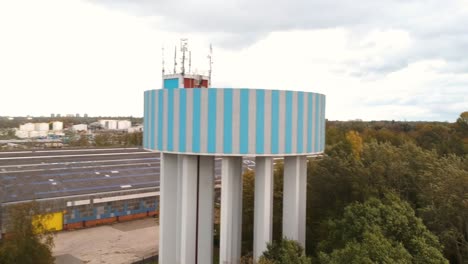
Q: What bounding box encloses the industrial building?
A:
[0,148,159,238]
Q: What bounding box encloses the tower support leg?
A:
[282,156,307,247]
[254,157,274,261]
[220,157,243,264]
[159,153,179,264]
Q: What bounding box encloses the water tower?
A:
[144,41,326,264]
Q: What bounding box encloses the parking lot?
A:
[53,218,158,264]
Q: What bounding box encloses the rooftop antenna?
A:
[188,51,192,74]
[208,44,213,87]
[173,45,177,74]
[180,38,188,75]
[162,46,165,77]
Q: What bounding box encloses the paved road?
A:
[53,218,158,264]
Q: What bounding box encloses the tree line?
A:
[239,112,467,263]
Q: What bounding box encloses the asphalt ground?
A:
[0,148,256,203]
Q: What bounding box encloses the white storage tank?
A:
[20,123,35,131]
[107,120,118,130]
[28,131,40,138]
[15,130,29,138]
[98,120,107,127]
[52,121,63,131]
[38,131,48,137]
[98,119,117,130]
[35,123,49,131]
[118,120,131,130]
[72,124,88,131]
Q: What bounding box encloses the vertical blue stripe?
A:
[146,91,150,149]
[239,89,249,154]
[223,89,233,154]
[256,89,265,154]
[207,89,217,153]
[157,90,164,150]
[167,89,174,151]
[192,89,201,152]
[322,95,326,152]
[179,89,187,152]
[151,90,156,150]
[297,92,304,153]
[285,91,293,154]
[307,93,313,153]
[314,94,320,153]
[143,91,147,149]
[271,90,279,154]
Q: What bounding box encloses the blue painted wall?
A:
[163,78,179,89]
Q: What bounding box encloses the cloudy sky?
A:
[1,0,467,121]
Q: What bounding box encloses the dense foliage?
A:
[0,202,55,264]
[241,112,467,263]
[259,239,311,264]
[318,194,447,264]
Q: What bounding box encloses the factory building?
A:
[0,148,159,238]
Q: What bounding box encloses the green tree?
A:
[0,202,55,264]
[242,169,255,255]
[318,194,448,264]
[259,238,312,264]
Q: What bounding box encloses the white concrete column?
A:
[282,156,307,247]
[175,155,184,264]
[254,157,274,261]
[220,156,243,264]
[159,153,179,264]
[197,156,215,264]
[180,155,198,264]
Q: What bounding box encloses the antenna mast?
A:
[173,46,177,74]
[180,38,188,75]
[188,51,192,74]
[208,44,213,87]
[162,46,165,77]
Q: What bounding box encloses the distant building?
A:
[52,121,63,131]
[84,113,88,118]
[128,125,143,133]
[76,114,80,118]
[72,124,88,132]
[15,130,29,139]
[98,120,131,130]
[34,123,49,131]
[19,123,35,132]
[51,114,55,118]
[57,114,61,118]
[118,120,132,130]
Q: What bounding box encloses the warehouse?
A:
[0,148,160,237]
